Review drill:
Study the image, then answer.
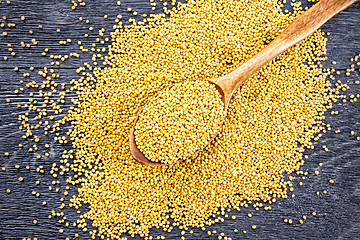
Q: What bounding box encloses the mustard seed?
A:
[19,0,351,238]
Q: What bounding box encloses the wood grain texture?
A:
[0,0,359,240]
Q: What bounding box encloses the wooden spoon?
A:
[130,0,359,166]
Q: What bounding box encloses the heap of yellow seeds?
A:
[47,0,350,239]
[134,80,225,164]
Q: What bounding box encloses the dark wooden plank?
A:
[0,0,360,240]
[0,0,359,69]
[0,0,175,69]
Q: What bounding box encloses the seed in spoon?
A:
[134,80,225,164]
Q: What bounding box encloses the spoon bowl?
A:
[129,80,228,166]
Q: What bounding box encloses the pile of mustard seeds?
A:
[134,80,225,164]
[59,0,347,239]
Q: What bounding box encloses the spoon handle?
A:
[215,0,359,102]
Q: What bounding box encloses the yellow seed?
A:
[12,1,353,238]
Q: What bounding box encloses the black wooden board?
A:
[0,0,359,240]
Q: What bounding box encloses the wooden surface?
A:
[0,0,359,239]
